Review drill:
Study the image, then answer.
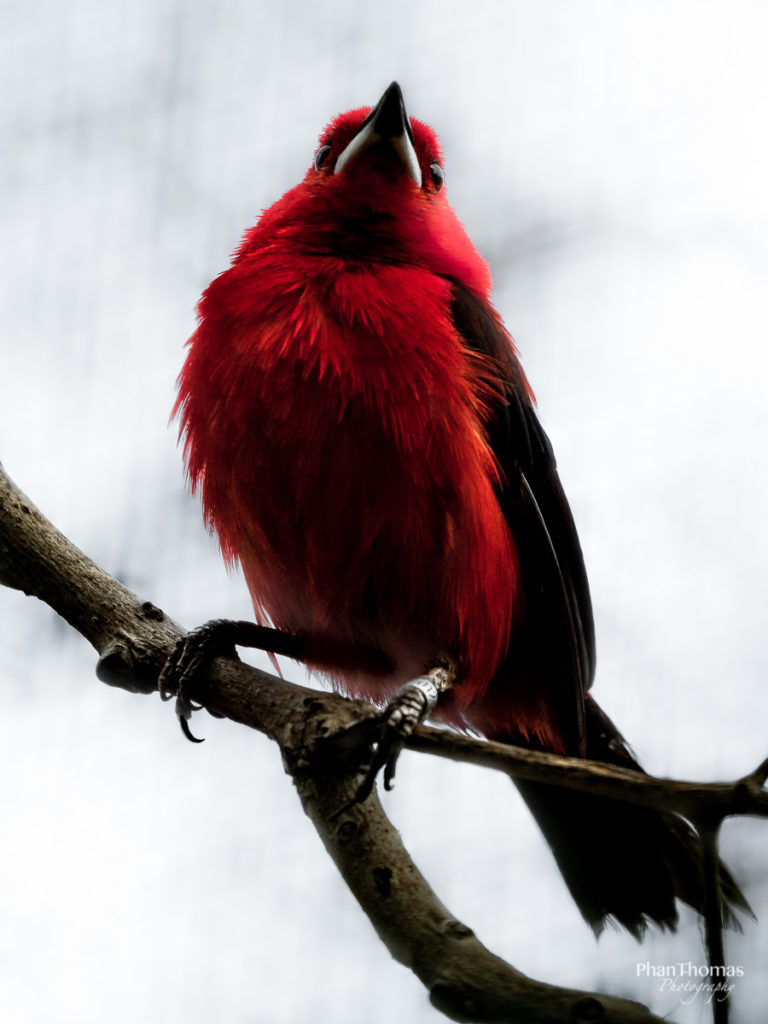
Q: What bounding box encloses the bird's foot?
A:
[332,656,457,817]
[158,619,241,742]
[159,619,309,741]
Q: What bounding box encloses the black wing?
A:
[450,282,595,754]
[450,285,755,940]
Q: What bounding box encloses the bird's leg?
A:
[158,619,392,742]
[159,619,305,742]
[333,654,458,815]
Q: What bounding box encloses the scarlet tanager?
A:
[172,83,746,938]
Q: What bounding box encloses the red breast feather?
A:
[177,246,521,709]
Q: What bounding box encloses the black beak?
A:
[365,82,414,145]
[334,82,422,186]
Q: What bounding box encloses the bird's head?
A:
[310,81,443,202]
[246,83,491,297]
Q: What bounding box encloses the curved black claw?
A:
[331,673,443,819]
[158,620,240,742]
[176,692,206,744]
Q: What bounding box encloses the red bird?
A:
[173,83,746,937]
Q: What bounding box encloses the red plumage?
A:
[175,84,747,937]
[176,106,541,736]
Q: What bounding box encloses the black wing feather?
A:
[450,283,751,938]
[450,282,595,753]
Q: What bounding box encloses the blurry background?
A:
[1,1,766,1021]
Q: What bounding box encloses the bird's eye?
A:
[429,162,444,191]
[314,145,332,171]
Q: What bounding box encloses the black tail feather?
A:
[512,697,751,938]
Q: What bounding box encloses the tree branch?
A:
[403,729,768,827]
[1,460,762,1023]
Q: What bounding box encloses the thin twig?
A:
[402,728,768,827]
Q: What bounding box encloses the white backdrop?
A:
[1,2,766,1022]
